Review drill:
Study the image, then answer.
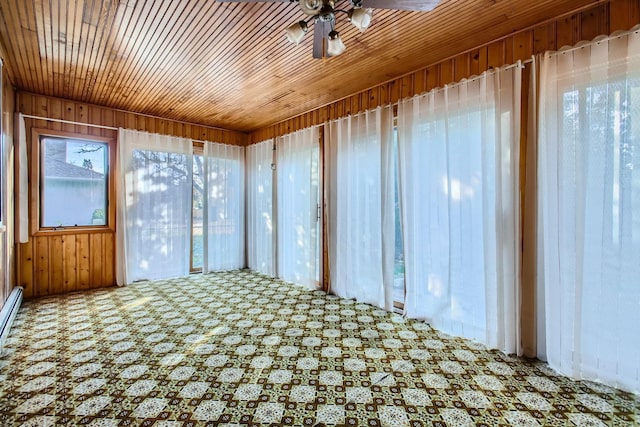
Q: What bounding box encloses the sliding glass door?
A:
[192,144,245,273]
[247,131,321,288]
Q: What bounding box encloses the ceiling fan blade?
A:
[312,20,328,59]
[361,0,439,11]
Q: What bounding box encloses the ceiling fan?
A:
[218,0,441,59]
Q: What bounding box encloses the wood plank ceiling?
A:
[0,0,600,132]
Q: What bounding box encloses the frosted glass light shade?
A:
[286,21,308,44]
[299,0,321,15]
[327,31,346,56]
[350,8,373,32]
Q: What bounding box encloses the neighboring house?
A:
[43,156,106,227]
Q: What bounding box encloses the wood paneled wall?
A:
[248,0,640,143]
[19,92,247,146]
[21,233,116,298]
[17,92,247,298]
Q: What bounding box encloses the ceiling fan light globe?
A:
[299,0,322,16]
[286,21,308,44]
[349,8,373,32]
[327,31,346,56]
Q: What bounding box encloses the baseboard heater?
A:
[0,286,23,355]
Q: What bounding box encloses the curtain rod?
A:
[548,25,639,57]
[21,114,118,131]
[19,113,228,145]
[399,59,534,101]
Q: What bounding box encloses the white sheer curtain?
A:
[397,63,522,354]
[202,142,245,272]
[16,113,28,243]
[538,31,640,393]
[276,127,320,288]
[116,129,193,285]
[326,106,395,310]
[247,139,275,276]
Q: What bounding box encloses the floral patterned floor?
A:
[0,270,637,426]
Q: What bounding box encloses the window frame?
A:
[190,142,204,273]
[31,128,116,236]
[392,122,405,312]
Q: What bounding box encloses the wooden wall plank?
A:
[440,59,454,87]
[426,66,438,93]
[534,23,557,54]
[90,106,102,137]
[414,69,426,96]
[556,14,581,47]
[609,0,631,30]
[630,0,640,26]
[454,54,470,82]
[62,235,77,293]
[76,234,90,290]
[401,74,414,100]
[581,3,610,41]
[48,98,63,131]
[64,101,76,134]
[49,236,64,293]
[103,234,115,287]
[19,240,34,298]
[470,48,482,76]
[487,40,505,70]
[35,237,50,297]
[512,32,533,63]
[89,233,104,287]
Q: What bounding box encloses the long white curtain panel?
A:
[116,129,193,284]
[326,106,395,311]
[247,139,275,276]
[203,142,245,272]
[276,127,320,288]
[538,31,640,393]
[397,63,522,354]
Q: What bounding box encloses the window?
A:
[192,154,204,271]
[40,135,110,229]
[392,127,405,308]
[191,144,246,273]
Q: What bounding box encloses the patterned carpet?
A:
[0,270,637,426]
